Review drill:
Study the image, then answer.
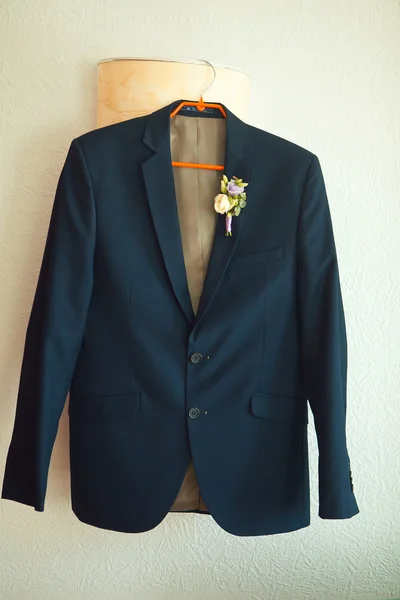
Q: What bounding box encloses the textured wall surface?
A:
[0,1,399,599]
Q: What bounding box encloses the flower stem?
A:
[225,215,232,236]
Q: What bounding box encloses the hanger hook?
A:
[199,59,217,100]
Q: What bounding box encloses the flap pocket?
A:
[228,247,283,270]
[68,391,141,419]
[250,392,308,423]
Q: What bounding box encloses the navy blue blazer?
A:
[1,98,360,536]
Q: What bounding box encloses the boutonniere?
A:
[213,174,249,236]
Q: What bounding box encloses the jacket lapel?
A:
[141,98,255,331]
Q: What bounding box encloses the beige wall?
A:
[0,1,399,599]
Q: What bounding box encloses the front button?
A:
[188,407,201,419]
[190,352,203,364]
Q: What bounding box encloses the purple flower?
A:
[227,180,243,196]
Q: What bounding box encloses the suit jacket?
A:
[1,98,360,536]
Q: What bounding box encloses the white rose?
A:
[214,193,231,214]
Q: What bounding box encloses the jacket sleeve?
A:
[1,138,96,511]
[297,153,360,519]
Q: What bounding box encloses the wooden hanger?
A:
[170,60,225,171]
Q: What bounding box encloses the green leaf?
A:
[239,199,247,208]
[241,182,249,187]
[227,211,233,217]
[234,206,241,216]
[221,182,227,193]
[222,174,229,184]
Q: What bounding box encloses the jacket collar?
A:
[141,98,255,332]
[143,98,253,162]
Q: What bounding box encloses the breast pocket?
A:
[227,247,283,271]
